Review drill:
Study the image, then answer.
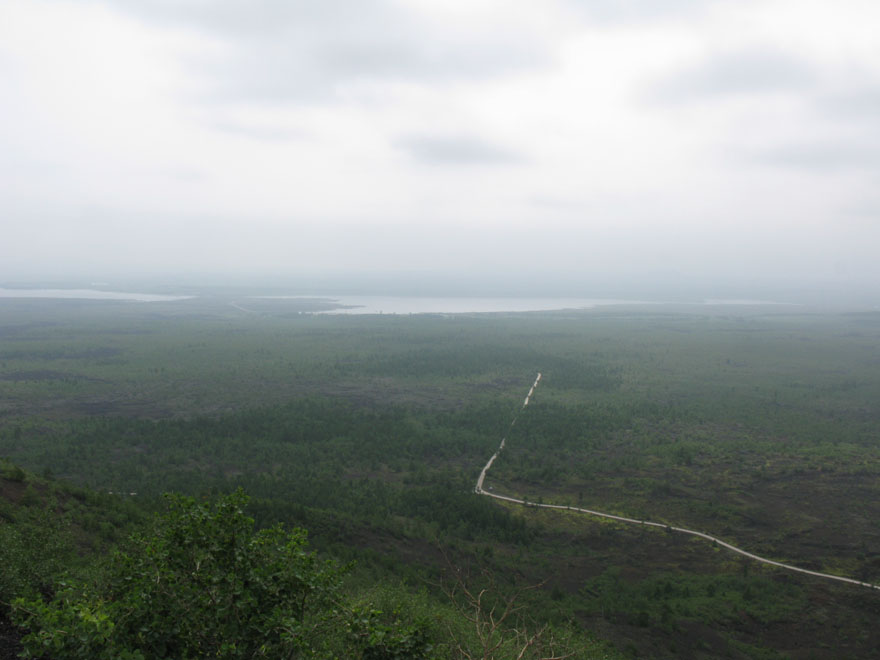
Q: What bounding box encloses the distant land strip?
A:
[475,373,880,592]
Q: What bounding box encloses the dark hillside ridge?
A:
[0,460,147,660]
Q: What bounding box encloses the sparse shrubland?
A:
[1,298,879,657]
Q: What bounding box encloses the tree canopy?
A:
[13,490,432,659]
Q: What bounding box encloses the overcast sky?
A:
[2,0,879,296]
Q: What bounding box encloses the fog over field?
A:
[1,1,879,303]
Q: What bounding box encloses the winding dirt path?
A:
[229,301,257,314]
[475,373,880,592]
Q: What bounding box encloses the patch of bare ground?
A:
[464,375,525,392]
[585,617,747,660]
[480,495,880,658]
[310,378,462,410]
[0,347,122,361]
[498,458,880,573]
[0,477,28,507]
[532,525,880,657]
[355,528,450,572]
[0,321,57,339]
[0,370,108,383]
[744,470,880,542]
[759,585,880,660]
[0,615,24,660]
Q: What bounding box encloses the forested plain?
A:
[1,295,879,658]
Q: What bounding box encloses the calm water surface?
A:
[0,289,793,312]
[257,295,653,314]
[0,288,191,302]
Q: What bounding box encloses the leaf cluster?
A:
[12,489,433,659]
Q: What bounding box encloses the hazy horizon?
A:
[1,271,877,308]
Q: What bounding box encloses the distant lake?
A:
[0,288,191,302]
[255,295,653,315]
[703,298,796,306]
[0,289,796,312]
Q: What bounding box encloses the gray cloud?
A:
[567,0,713,23]
[98,0,550,104]
[96,0,394,37]
[751,142,880,172]
[6,1,880,294]
[818,86,880,120]
[394,135,524,165]
[189,36,547,104]
[648,47,815,103]
[163,168,206,183]
[527,195,591,211]
[210,121,307,142]
[842,199,880,219]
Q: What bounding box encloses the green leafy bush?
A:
[0,506,73,612]
[13,490,434,659]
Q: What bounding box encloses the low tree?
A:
[440,565,574,660]
[13,489,433,659]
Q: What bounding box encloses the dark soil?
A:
[0,614,23,660]
[0,370,74,382]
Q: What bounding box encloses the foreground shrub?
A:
[13,489,433,659]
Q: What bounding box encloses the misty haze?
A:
[1,2,878,659]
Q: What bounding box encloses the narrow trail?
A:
[229,301,258,314]
[475,373,880,592]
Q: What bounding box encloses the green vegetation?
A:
[0,458,145,612]
[1,296,879,657]
[12,490,433,659]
